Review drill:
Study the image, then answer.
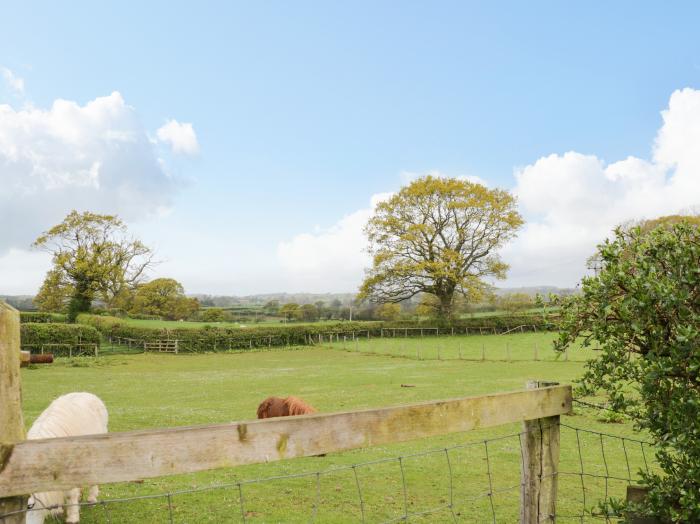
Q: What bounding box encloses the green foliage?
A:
[34,268,71,312]
[20,322,100,349]
[376,303,402,321]
[20,312,67,323]
[33,210,155,320]
[199,308,226,322]
[279,303,303,321]
[78,313,382,352]
[496,292,535,313]
[556,222,700,522]
[300,304,319,321]
[130,278,199,320]
[359,175,523,320]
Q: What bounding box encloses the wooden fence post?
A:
[0,302,26,523]
[520,380,561,523]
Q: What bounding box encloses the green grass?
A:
[326,331,596,362]
[20,334,651,523]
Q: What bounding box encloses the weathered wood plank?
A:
[0,302,27,522]
[0,385,571,497]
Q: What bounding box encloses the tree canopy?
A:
[33,211,155,320]
[359,176,523,320]
[130,278,199,320]
[556,220,700,521]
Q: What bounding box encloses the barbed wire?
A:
[1,423,655,523]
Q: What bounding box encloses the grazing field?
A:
[324,331,596,362]
[19,335,651,523]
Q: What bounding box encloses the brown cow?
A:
[256,396,316,418]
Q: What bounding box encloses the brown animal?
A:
[256,396,317,419]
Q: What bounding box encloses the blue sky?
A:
[1,2,700,295]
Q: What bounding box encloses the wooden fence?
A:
[0,302,572,523]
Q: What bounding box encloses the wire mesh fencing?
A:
[3,423,656,524]
[324,333,599,363]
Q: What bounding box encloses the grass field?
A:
[324,331,596,362]
[19,334,652,523]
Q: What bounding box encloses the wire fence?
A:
[4,423,655,523]
[324,333,598,363]
[92,325,547,357]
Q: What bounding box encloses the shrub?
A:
[19,312,67,323]
[20,322,100,350]
[556,222,700,521]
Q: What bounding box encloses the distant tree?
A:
[33,211,155,321]
[263,300,280,315]
[279,303,302,321]
[300,304,319,321]
[34,268,71,312]
[359,176,523,321]
[496,293,534,313]
[200,307,225,322]
[376,303,401,321]
[130,278,199,320]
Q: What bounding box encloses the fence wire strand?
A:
[2,423,655,523]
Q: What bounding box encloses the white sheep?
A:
[25,392,108,524]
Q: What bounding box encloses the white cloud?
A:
[278,88,700,292]
[0,91,180,258]
[503,87,700,287]
[276,193,392,292]
[156,119,200,155]
[1,67,25,94]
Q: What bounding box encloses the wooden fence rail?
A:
[1,301,571,523]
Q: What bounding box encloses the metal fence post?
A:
[520,380,562,524]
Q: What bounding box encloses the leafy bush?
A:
[19,312,67,323]
[20,322,100,349]
[556,222,700,522]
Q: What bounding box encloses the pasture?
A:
[324,331,596,362]
[18,334,650,523]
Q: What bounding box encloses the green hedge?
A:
[20,312,67,323]
[77,312,558,353]
[77,314,382,352]
[20,323,101,350]
[383,313,559,331]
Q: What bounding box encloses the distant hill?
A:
[493,286,577,297]
[0,295,36,311]
[190,286,577,306]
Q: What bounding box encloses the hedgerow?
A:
[77,312,557,353]
[19,312,67,323]
[20,322,100,349]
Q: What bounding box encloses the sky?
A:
[1,1,700,296]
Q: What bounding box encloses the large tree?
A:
[33,211,155,320]
[359,176,523,320]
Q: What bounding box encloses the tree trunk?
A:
[437,291,454,322]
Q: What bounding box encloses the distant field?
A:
[19,334,651,522]
[120,318,354,330]
[325,331,593,362]
[460,306,557,318]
